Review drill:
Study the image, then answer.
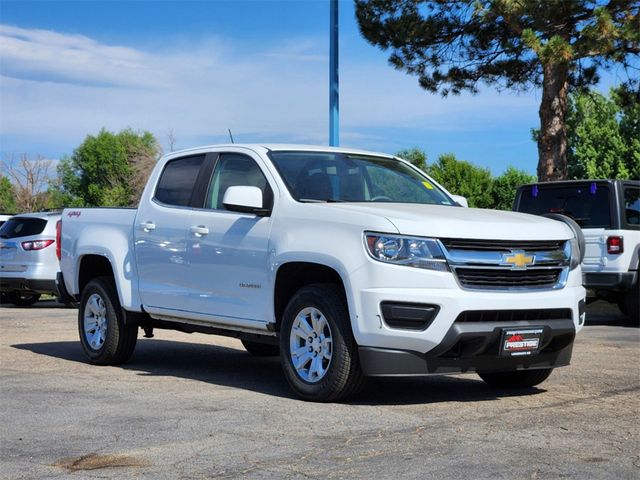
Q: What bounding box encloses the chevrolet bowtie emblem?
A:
[502,251,535,269]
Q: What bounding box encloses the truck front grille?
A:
[455,267,562,289]
[441,239,564,252]
[439,238,570,291]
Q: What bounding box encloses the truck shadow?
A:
[12,339,545,405]
[584,300,638,328]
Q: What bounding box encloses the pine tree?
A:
[356,0,640,180]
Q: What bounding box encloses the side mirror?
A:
[222,186,270,216]
[451,194,469,208]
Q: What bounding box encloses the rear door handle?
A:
[190,225,209,237]
[140,221,156,232]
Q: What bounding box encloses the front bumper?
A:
[583,271,637,291]
[359,316,577,376]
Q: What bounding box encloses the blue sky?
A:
[0,0,631,175]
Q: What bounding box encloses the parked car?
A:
[59,144,586,401]
[0,212,62,306]
[513,180,639,320]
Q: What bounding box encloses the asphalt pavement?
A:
[0,300,638,479]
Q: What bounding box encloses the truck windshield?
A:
[516,183,611,228]
[269,151,454,205]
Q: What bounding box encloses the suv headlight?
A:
[565,238,581,270]
[364,233,449,271]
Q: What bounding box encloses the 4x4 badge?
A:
[501,251,535,269]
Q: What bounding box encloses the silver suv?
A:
[0,212,61,306]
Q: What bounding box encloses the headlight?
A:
[565,238,581,270]
[364,233,449,271]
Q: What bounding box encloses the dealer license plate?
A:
[500,328,543,357]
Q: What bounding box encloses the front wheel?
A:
[78,277,137,365]
[478,368,553,389]
[280,283,365,402]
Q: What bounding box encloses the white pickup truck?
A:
[59,144,586,401]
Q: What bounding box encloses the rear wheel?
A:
[0,292,15,305]
[78,277,137,365]
[542,213,585,263]
[479,368,553,389]
[618,283,639,322]
[9,292,40,307]
[280,283,365,402]
[241,340,280,357]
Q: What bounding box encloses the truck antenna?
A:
[228,128,235,144]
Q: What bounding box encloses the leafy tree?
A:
[55,128,160,207]
[0,175,17,212]
[396,147,427,171]
[426,153,494,208]
[565,87,639,179]
[492,166,536,210]
[355,1,640,181]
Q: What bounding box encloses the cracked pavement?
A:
[1,300,638,479]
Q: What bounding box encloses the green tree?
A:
[355,1,640,181]
[54,128,160,207]
[0,175,17,212]
[426,153,494,208]
[491,166,536,210]
[396,147,427,171]
[566,89,635,179]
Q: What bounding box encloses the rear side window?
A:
[516,184,612,229]
[623,186,640,226]
[154,155,206,207]
[0,218,47,239]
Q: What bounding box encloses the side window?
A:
[624,186,640,226]
[205,154,273,210]
[154,155,206,207]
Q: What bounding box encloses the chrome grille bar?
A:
[438,238,570,291]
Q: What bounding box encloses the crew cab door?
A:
[184,152,274,325]
[134,153,213,311]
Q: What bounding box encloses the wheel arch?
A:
[273,261,353,332]
[78,254,115,295]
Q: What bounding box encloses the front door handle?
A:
[140,221,156,232]
[190,225,209,237]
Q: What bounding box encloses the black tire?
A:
[280,283,365,402]
[617,299,628,315]
[241,340,280,357]
[11,292,41,307]
[0,292,16,305]
[78,277,137,365]
[542,213,585,263]
[479,368,553,389]
[619,283,639,322]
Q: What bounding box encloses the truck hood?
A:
[324,203,572,240]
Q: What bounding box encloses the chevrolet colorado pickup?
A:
[59,145,586,401]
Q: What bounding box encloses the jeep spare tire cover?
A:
[542,213,585,263]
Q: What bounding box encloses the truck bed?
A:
[60,207,140,310]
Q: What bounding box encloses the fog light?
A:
[380,302,440,331]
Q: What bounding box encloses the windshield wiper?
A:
[299,198,344,203]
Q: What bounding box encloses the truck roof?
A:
[164,143,396,160]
